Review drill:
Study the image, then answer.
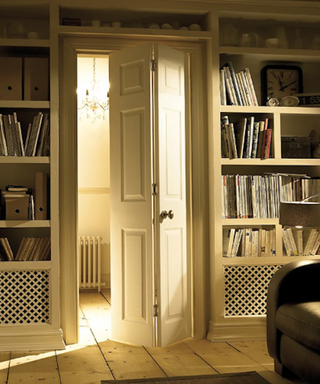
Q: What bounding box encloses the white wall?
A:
[77,56,111,287]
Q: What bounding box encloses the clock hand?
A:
[279,80,297,92]
[277,76,284,90]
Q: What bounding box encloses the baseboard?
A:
[0,329,65,351]
[207,320,267,342]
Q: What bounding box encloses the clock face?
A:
[261,65,303,104]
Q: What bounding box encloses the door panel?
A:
[110,43,154,346]
[155,44,190,346]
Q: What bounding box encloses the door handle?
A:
[160,210,174,222]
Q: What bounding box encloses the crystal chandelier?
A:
[78,58,109,123]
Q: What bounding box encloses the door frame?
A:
[59,35,209,344]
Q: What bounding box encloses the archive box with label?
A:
[0,57,23,100]
[24,57,49,101]
[5,196,29,220]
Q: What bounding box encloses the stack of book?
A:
[283,228,320,256]
[1,185,34,220]
[221,116,272,159]
[220,61,259,106]
[0,237,51,261]
[223,227,276,258]
[0,112,50,157]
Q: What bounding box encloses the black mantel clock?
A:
[261,64,303,105]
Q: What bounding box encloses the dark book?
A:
[251,121,260,158]
[234,117,247,158]
[244,116,254,158]
[260,118,269,159]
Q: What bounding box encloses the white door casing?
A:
[110,43,190,347]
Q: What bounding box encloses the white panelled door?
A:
[110,43,190,347]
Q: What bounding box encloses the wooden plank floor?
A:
[2,289,307,384]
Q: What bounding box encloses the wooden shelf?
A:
[222,254,320,266]
[0,156,50,164]
[221,158,320,166]
[0,260,51,271]
[0,100,50,109]
[219,46,320,63]
[58,25,212,40]
[0,220,51,228]
[222,218,278,226]
[0,38,50,48]
[219,106,320,115]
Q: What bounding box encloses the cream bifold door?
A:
[110,43,190,347]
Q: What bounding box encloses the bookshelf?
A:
[0,0,319,350]
[0,1,63,350]
[208,8,320,341]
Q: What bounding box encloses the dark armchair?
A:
[267,260,320,384]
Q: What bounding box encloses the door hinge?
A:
[150,59,156,72]
[153,304,158,317]
[152,183,158,195]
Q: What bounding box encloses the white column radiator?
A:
[78,236,104,292]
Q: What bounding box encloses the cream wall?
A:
[77,57,111,287]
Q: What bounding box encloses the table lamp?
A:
[279,195,320,228]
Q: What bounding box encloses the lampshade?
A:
[280,201,320,227]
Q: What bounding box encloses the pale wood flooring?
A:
[1,290,307,384]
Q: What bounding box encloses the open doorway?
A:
[60,37,208,346]
[77,55,112,339]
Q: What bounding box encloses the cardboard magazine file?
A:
[24,57,49,101]
[34,172,48,220]
[5,196,29,220]
[0,57,23,100]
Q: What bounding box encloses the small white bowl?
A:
[161,23,173,30]
[189,23,201,31]
[265,38,279,48]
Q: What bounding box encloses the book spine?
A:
[310,232,320,255]
[224,66,238,106]
[251,122,260,158]
[0,114,8,156]
[220,68,227,106]
[244,68,258,106]
[260,118,269,159]
[227,61,243,106]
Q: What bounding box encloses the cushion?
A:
[276,301,320,352]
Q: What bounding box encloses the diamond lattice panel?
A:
[224,265,282,317]
[0,270,50,325]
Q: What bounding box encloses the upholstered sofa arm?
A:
[267,260,320,360]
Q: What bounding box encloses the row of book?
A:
[222,174,280,219]
[223,228,276,258]
[221,116,272,159]
[220,61,258,106]
[280,176,320,203]
[0,112,50,157]
[221,173,318,219]
[0,237,51,261]
[283,228,320,256]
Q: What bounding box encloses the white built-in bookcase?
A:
[0,0,319,350]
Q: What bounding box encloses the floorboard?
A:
[1,289,307,384]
